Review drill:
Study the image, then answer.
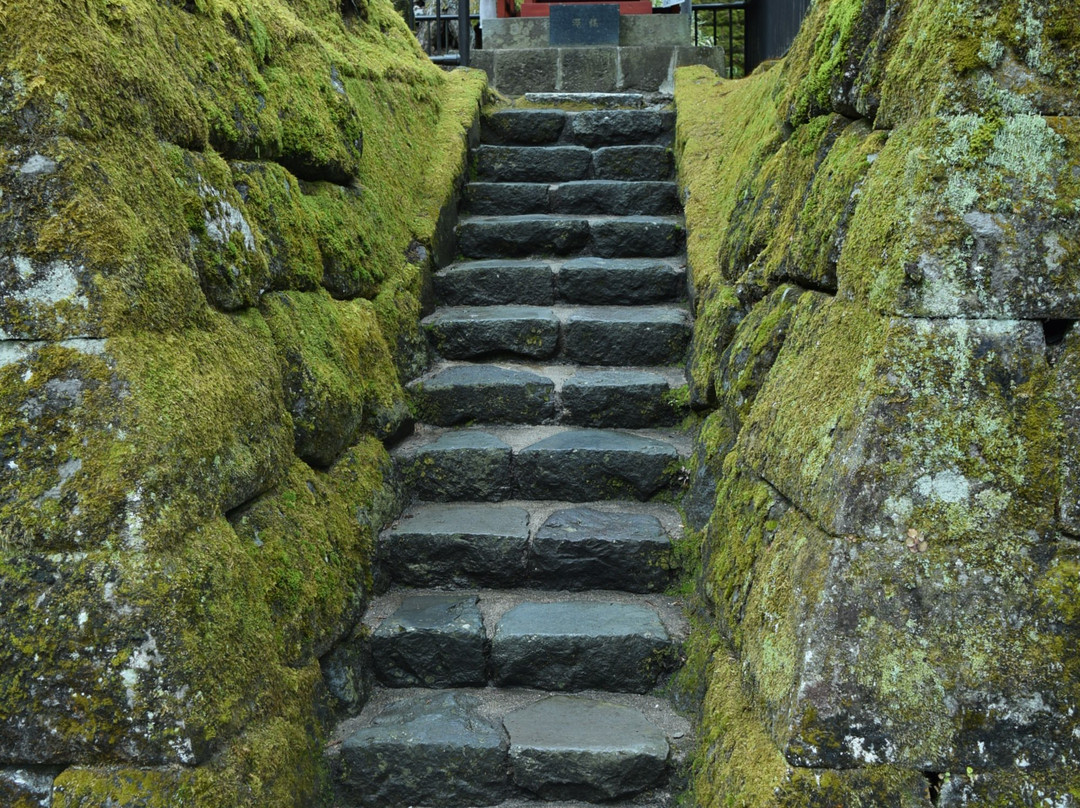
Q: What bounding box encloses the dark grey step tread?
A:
[331,689,688,806]
[392,426,689,503]
[434,257,686,306]
[408,362,685,427]
[466,180,681,216]
[380,500,680,592]
[492,601,675,693]
[474,145,674,183]
[456,214,685,259]
[421,304,692,365]
[480,108,675,147]
[367,589,688,645]
[367,592,683,693]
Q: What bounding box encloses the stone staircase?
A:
[329,100,692,808]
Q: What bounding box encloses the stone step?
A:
[408,363,684,428]
[474,145,673,183]
[392,426,688,502]
[457,214,684,260]
[480,108,675,147]
[367,591,682,693]
[492,601,675,693]
[466,180,681,217]
[379,501,680,592]
[422,305,691,365]
[371,593,487,688]
[433,257,685,307]
[331,689,685,806]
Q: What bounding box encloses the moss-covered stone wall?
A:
[675,0,1079,804]
[0,0,486,803]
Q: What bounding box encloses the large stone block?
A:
[703,467,1080,772]
[738,296,1056,543]
[839,117,1080,319]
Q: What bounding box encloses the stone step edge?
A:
[438,256,686,273]
[327,686,691,753]
[364,588,688,644]
[390,425,693,461]
[421,302,692,324]
[408,360,688,390]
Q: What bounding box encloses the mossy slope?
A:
[675,0,1080,804]
[0,0,486,803]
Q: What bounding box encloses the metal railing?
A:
[691,1,746,77]
[412,4,479,66]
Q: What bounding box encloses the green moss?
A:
[784,0,864,122]
[261,289,402,466]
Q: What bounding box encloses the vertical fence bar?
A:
[458,0,470,65]
[728,7,733,77]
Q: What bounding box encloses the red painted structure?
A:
[497,0,652,18]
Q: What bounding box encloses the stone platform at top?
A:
[472,2,723,95]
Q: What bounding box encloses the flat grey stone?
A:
[372,594,487,688]
[523,92,649,108]
[560,48,617,93]
[467,182,552,216]
[567,110,672,147]
[434,260,555,306]
[593,146,673,181]
[561,370,673,428]
[337,691,509,807]
[423,305,560,359]
[398,431,513,501]
[482,109,568,145]
[494,49,559,96]
[549,181,680,216]
[492,601,673,693]
[514,429,678,501]
[379,503,530,587]
[458,216,592,259]
[558,257,683,304]
[562,306,691,366]
[503,696,669,801]
[528,506,672,592]
[589,216,685,258]
[475,145,592,183]
[409,365,556,425]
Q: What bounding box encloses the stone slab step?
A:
[505,695,670,801]
[466,180,680,217]
[492,601,674,693]
[408,364,557,425]
[480,108,674,147]
[366,591,683,693]
[331,689,683,806]
[378,503,531,588]
[457,214,684,260]
[422,304,691,365]
[379,500,680,592]
[393,426,687,502]
[371,593,487,688]
[408,363,684,427]
[332,691,510,808]
[474,146,673,184]
[434,257,685,307]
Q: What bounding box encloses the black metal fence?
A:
[411,3,478,66]
[691,1,746,78]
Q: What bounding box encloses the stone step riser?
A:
[369,596,676,694]
[466,181,681,217]
[333,692,675,807]
[434,258,686,307]
[393,430,682,503]
[457,215,684,260]
[480,109,675,148]
[421,306,691,366]
[408,366,682,428]
[378,505,675,593]
[474,145,674,183]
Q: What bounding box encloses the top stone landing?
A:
[483,14,691,50]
